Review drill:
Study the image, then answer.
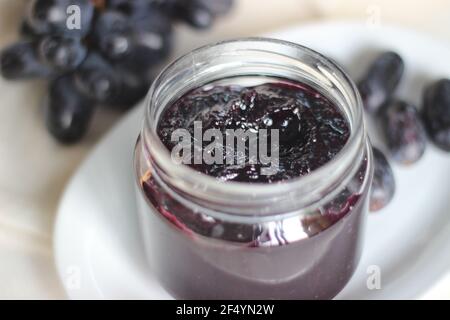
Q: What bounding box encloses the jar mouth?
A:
[141,37,367,217]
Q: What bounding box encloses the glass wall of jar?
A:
[134,38,373,299]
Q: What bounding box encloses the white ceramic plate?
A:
[54,21,450,300]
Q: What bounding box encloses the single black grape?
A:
[195,0,234,15]
[0,41,52,79]
[380,100,427,165]
[114,32,172,81]
[74,52,120,103]
[358,51,404,114]
[168,0,233,29]
[45,74,95,144]
[75,53,148,108]
[106,65,150,109]
[176,2,214,29]
[130,6,173,35]
[93,10,130,35]
[38,35,87,71]
[26,0,94,37]
[91,10,133,60]
[125,8,173,73]
[370,147,396,212]
[423,79,450,152]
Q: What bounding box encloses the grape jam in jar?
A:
[134,39,373,299]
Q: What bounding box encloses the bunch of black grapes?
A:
[0,0,234,144]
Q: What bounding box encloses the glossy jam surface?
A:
[157,78,350,182]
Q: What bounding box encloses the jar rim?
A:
[140,37,368,217]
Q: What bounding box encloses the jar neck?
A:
[141,38,367,220]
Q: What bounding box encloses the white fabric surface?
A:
[0,0,449,299]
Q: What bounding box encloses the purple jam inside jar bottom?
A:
[138,77,369,299]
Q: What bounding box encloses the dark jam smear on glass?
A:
[157,78,350,183]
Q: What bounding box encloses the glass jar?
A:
[134,38,373,300]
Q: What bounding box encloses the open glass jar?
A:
[134,38,373,299]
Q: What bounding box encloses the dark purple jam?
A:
[138,77,369,300]
[157,78,350,182]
